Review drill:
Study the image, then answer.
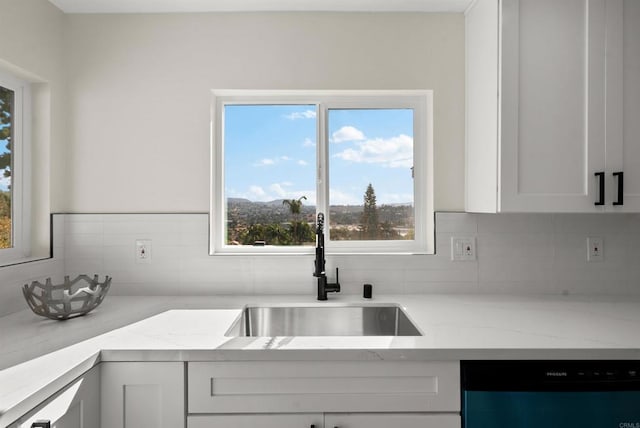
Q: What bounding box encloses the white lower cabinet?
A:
[188,413,460,428]
[325,413,460,428]
[9,366,100,428]
[188,361,459,413]
[188,414,323,428]
[187,361,461,428]
[101,362,185,428]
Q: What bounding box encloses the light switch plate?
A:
[451,237,476,261]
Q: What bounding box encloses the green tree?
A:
[265,223,291,245]
[240,224,266,245]
[360,183,379,239]
[282,196,307,216]
[289,221,314,245]
[283,196,313,244]
[0,87,13,249]
[0,86,13,182]
[378,221,400,240]
[0,191,10,217]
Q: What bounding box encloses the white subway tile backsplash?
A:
[403,281,479,294]
[65,258,106,278]
[478,213,554,234]
[52,212,640,297]
[64,220,104,235]
[435,212,478,234]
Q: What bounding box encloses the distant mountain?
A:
[226,198,412,227]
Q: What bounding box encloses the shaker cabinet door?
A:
[466,0,611,213]
[606,0,640,211]
[101,362,185,428]
[10,366,100,428]
[499,0,607,212]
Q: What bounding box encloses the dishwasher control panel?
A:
[462,360,640,391]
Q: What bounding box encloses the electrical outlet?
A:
[587,237,603,262]
[451,237,476,261]
[135,239,152,263]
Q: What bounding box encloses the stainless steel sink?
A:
[225,304,422,337]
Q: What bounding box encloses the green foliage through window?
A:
[0,85,13,249]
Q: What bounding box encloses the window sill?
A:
[0,255,52,269]
[209,250,432,257]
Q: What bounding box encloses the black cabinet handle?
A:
[613,171,624,205]
[595,172,605,205]
[31,421,51,428]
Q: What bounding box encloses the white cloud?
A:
[329,188,360,205]
[331,126,365,143]
[302,138,315,148]
[249,185,266,198]
[232,184,317,205]
[269,183,287,197]
[379,192,414,204]
[333,134,413,168]
[284,110,317,120]
[280,156,292,161]
[297,160,308,166]
[253,158,276,166]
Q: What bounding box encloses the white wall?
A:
[63,12,465,212]
[62,212,640,296]
[0,0,66,316]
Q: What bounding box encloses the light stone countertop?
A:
[1,293,640,426]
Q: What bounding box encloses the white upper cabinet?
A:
[466,0,639,212]
[606,0,640,211]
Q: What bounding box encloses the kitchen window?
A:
[0,70,30,265]
[210,90,434,255]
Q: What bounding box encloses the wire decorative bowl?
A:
[22,274,112,320]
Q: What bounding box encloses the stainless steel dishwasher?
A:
[462,360,640,428]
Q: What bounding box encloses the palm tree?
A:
[282,196,307,216]
[282,196,312,245]
[265,223,290,245]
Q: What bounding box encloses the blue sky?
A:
[224,105,414,206]
[0,88,11,192]
[0,125,9,192]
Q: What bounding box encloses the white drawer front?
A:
[188,361,460,413]
[326,413,462,428]
[188,413,460,428]
[188,414,323,428]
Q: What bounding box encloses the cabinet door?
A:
[10,366,100,428]
[188,361,459,414]
[101,362,184,428]
[500,0,607,212]
[188,414,323,428]
[606,0,640,211]
[324,413,460,428]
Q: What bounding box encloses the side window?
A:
[211,91,433,255]
[0,70,29,263]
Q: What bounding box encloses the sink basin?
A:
[225,304,422,337]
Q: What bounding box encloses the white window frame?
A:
[0,69,31,265]
[210,90,434,255]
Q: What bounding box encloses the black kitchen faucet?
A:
[314,213,340,301]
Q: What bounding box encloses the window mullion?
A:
[316,103,329,224]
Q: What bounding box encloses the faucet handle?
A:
[333,267,341,293]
